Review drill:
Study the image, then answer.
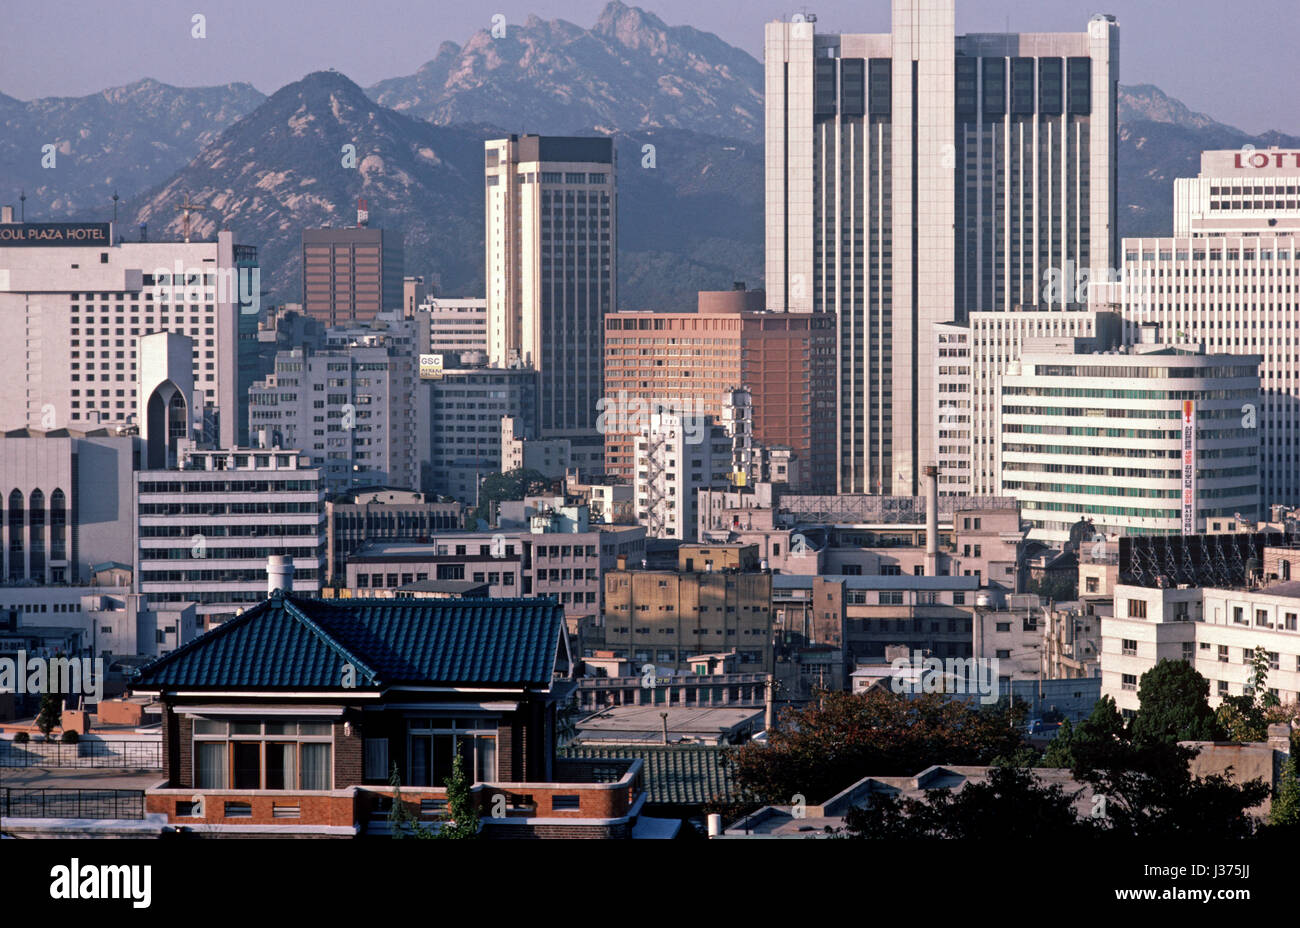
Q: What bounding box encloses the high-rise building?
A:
[1000,337,1261,542]
[0,216,254,448]
[417,296,489,362]
[484,135,615,439]
[603,288,836,491]
[1101,149,1300,506]
[301,228,405,327]
[764,2,1119,495]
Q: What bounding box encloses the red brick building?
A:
[603,287,836,492]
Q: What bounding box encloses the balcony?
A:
[143,758,645,837]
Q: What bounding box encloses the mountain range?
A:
[2,1,1296,310]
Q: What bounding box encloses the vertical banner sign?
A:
[1181,400,1196,535]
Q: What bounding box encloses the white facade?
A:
[963,310,1123,494]
[484,135,615,437]
[249,329,419,494]
[1105,582,1300,714]
[933,322,971,495]
[1001,343,1261,542]
[418,297,488,359]
[1174,148,1300,239]
[1104,151,1300,506]
[764,3,1119,495]
[634,413,733,542]
[0,225,251,447]
[134,447,325,626]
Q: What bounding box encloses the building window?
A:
[1121,674,1137,691]
[1085,577,1099,594]
[1127,599,1147,619]
[406,718,497,786]
[1121,639,1137,656]
[364,739,389,782]
[192,719,334,790]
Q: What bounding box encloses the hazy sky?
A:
[2,0,1296,135]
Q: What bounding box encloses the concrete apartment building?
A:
[301,227,404,326]
[603,287,837,491]
[418,367,539,503]
[0,216,254,447]
[1098,148,1300,507]
[134,445,326,626]
[1105,575,1300,716]
[697,483,1025,590]
[325,489,464,584]
[484,135,614,457]
[602,544,774,673]
[764,3,1119,495]
[344,508,646,653]
[634,412,735,542]
[249,327,420,494]
[1001,336,1262,542]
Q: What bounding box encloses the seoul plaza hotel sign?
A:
[0,222,111,246]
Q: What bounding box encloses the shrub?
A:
[61,730,80,744]
[13,731,30,744]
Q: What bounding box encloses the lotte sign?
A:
[1234,151,1300,169]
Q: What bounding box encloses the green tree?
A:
[1129,658,1220,745]
[841,764,1088,839]
[471,468,552,525]
[1042,695,1127,769]
[35,688,62,741]
[731,689,1027,805]
[1268,756,1300,829]
[438,751,480,840]
[386,754,478,839]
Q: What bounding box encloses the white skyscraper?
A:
[484,135,616,441]
[764,2,1119,495]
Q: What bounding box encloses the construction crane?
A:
[174,191,206,243]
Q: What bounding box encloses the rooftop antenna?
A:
[112,189,119,224]
[19,189,26,221]
[175,190,207,243]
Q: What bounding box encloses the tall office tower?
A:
[301,227,405,327]
[484,135,616,439]
[0,213,253,449]
[1103,149,1300,506]
[764,2,1119,495]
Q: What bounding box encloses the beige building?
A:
[1104,576,1300,716]
[602,544,773,673]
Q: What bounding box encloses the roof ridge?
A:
[131,597,276,682]
[280,594,383,686]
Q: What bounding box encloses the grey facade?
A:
[764,2,1119,496]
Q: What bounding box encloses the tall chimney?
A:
[764,673,775,732]
[267,554,294,594]
[660,711,669,745]
[923,464,939,575]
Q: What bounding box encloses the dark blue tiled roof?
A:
[133,594,564,690]
[560,745,740,806]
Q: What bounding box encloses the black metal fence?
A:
[1,788,145,820]
[0,740,162,768]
